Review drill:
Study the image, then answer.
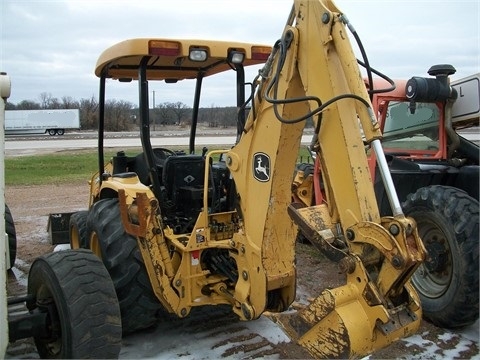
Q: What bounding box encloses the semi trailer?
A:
[5,109,80,136]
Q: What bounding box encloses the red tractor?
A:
[293,65,479,329]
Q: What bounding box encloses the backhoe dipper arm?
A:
[226,0,425,358]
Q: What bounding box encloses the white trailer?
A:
[451,73,480,126]
[5,109,80,136]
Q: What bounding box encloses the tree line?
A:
[6,92,240,131]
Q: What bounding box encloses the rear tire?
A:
[87,198,163,334]
[27,249,122,358]
[5,204,16,268]
[69,211,89,249]
[403,185,479,328]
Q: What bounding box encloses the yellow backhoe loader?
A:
[11,0,431,358]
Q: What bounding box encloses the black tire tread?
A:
[69,210,89,249]
[28,249,122,358]
[87,198,162,334]
[5,203,17,268]
[403,185,479,328]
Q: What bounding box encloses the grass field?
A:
[6,147,314,186]
[6,150,106,186]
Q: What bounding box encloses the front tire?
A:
[87,198,163,334]
[5,204,17,269]
[403,185,479,328]
[27,249,122,358]
[69,211,89,249]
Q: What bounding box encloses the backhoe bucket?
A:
[280,257,422,358]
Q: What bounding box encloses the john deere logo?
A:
[184,174,195,184]
[253,152,270,182]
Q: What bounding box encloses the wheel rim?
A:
[90,232,102,259]
[35,285,62,356]
[70,227,80,249]
[412,218,452,298]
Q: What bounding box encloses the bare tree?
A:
[200,106,237,127]
[219,107,238,127]
[156,103,175,125]
[104,99,134,131]
[201,105,221,127]
[5,101,17,110]
[39,92,61,109]
[168,101,190,125]
[61,96,80,109]
[13,100,41,110]
[79,96,98,130]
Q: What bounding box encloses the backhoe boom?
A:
[226,0,425,357]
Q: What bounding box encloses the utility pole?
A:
[152,90,156,131]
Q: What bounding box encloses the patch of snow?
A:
[120,314,290,359]
[402,320,479,360]
[9,264,28,287]
[53,244,71,252]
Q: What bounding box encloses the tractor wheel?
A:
[69,211,89,249]
[403,185,479,328]
[87,198,163,334]
[5,204,17,268]
[27,249,122,358]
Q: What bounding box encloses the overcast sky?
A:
[1,0,479,107]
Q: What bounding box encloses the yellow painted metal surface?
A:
[95,38,271,80]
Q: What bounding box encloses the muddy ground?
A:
[5,181,479,359]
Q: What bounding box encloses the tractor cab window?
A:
[381,101,440,152]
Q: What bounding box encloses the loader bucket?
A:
[279,257,422,358]
[47,212,74,245]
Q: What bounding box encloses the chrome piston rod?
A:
[371,139,403,217]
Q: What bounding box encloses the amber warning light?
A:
[251,46,271,61]
[149,40,181,56]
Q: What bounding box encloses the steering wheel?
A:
[153,147,176,162]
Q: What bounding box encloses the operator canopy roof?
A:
[95,38,272,81]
